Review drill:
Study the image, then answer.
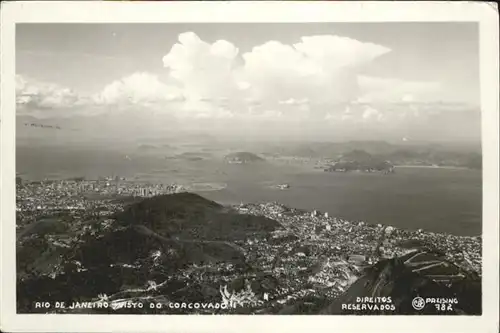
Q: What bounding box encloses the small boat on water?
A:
[276,184,290,190]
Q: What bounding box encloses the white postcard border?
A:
[1,2,498,333]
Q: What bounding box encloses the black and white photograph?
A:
[1,2,499,333]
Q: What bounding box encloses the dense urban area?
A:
[16,177,482,315]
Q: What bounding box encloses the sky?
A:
[15,23,481,142]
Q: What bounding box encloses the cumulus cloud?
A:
[94,72,183,106]
[161,32,391,110]
[162,32,241,101]
[16,75,82,111]
[240,36,390,104]
[294,35,391,68]
[361,105,384,122]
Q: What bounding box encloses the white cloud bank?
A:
[93,72,184,106]
[162,32,241,101]
[16,75,84,112]
[17,32,451,125]
[162,32,391,106]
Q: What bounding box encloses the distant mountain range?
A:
[259,141,481,169]
[325,148,482,170]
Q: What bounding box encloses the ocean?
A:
[16,146,482,236]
